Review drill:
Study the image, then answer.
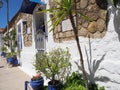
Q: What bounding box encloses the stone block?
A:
[27,41,32,46]
[70,37,75,40]
[24,36,28,42]
[82,22,89,28]
[99,10,107,20]
[87,33,94,38]
[101,31,106,38]
[54,38,58,42]
[55,33,59,39]
[97,18,105,32]
[86,11,99,21]
[23,30,26,35]
[78,27,88,37]
[76,2,80,9]
[57,24,61,32]
[64,37,74,41]
[62,38,67,41]
[78,25,82,30]
[28,35,32,41]
[93,31,101,38]
[54,27,58,33]
[71,31,75,36]
[90,0,96,4]
[65,31,72,37]
[88,21,97,33]
[80,0,88,9]
[87,4,98,11]
[78,17,86,24]
[59,32,64,38]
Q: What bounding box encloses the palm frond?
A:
[77,11,93,21]
[50,12,67,32]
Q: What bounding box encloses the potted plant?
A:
[1,46,7,57]
[34,47,71,90]
[7,54,18,67]
[30,73,44,90]
[4,29,19,66]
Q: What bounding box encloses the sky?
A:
[0,0,23,28]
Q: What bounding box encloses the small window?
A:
[17,23,22,49]
[27,27,31,34]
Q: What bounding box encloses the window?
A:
[17,22,22,49]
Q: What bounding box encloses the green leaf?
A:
[35,48,71,81]
[77,11,93,21]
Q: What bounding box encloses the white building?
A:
[4,0,120,89]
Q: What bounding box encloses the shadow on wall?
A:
[96,0,109,28]
[108,0,120,41]
[75,36,110,84]
[96,0,108,10]
[113,6,120,41]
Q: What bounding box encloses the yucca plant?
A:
[111,0,120,7]
[40,0,92,89]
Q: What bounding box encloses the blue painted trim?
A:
[30,0,45,5]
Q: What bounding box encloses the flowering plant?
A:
[31,73,43,81]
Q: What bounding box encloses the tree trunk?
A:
[69,12,89,90]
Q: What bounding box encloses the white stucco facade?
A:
[17,18,37,76]
[45,2,120,90]
[46,16,120,90]
[18,1,120,90]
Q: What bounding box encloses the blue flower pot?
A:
[13,59,18,65]
[7,57,18,65]
[30,78,44,90]
[48,80,60,90]
[1,52,6,57]
[7,57,14,63]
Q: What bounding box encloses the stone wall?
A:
[22,14,32,47]
[8,12,33,47]
[49,0,108,42]
[46,12,120,90]
[46,0,120,90]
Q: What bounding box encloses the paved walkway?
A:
[0,57,31,90]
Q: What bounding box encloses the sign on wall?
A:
[62,19,73,31]
[62,17,76,32]
[35,32,45,50]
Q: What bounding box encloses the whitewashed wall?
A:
[45,1,120,90]
[18,17,37,77]
[19,1,120,89]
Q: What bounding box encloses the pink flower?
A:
[31,73,42,81]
